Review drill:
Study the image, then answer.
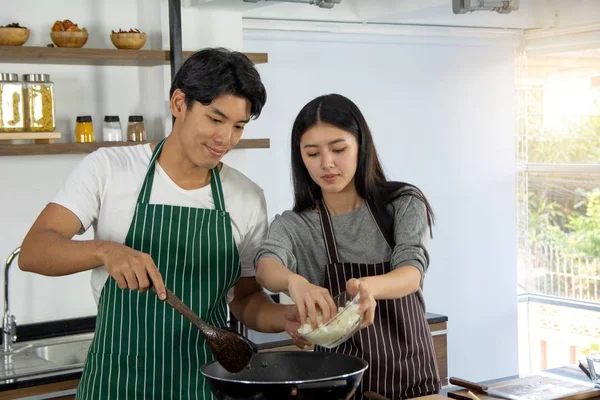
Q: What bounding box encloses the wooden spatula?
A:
[151,286,257,373]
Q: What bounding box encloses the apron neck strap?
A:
[365,202,395,250]
[137,139,227,211]
[317,198,396,264]
[209,167,226,211]
[137,139,166,204]
[317,199,341,264]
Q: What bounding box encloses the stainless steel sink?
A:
[0,334,94,382]
[33,339,92,367]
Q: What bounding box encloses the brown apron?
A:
[315,199,441,400]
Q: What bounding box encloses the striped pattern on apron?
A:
[76,139,240,400]
[314,199,440,400]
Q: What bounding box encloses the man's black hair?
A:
[169,47,267,119]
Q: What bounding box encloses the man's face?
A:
[174,92,251,170]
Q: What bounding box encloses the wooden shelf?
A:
[0,46,268,66]
[0,138,270,156]
[0,132,61,140]
[231,138,270,149]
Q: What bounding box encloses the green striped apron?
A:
[76,139,240,400]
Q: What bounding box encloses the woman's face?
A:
[299,123,359,195]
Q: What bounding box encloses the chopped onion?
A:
[298,301,361,346]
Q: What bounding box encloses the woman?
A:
[255,93,440,400]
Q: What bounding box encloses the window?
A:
[517,50,600,373]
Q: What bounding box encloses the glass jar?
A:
[103,115,122,142]
[0,73,25,132]
[75,115,95,143]
[23,73,55,132]
[127,115,146,142]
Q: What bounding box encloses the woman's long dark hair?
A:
[291,93,435,238]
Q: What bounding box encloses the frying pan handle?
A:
[579,361,593,381]
[244,335,259,353]
[449,377,488,393]
[295,379,347,390]
[363,391,391,400]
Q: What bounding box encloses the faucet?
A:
[2,247,20,353]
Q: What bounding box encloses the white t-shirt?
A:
[52,143,268,305]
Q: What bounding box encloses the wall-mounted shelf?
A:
[0,138,270,156]
[0,131,62,144]
[0,1,269,159]
[0,46,268,66]
[0,132,62,140]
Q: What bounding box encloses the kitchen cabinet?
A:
[430,321,448,386]
[1,379,78,400]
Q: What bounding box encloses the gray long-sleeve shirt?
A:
[255,196,431,306]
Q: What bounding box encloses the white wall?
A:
[242,29,520,382]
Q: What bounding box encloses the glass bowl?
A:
[297,291,363,349]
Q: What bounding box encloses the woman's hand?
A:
[283,306,314,349]
[287,274,337,329]
[346,278,377,328]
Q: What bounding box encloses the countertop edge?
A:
[0,370,83,392]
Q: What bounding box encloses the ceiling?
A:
[186,0,600,30]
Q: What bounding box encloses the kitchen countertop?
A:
[426,312,448,324]
[0,312,448,392]
[444,364,596,399]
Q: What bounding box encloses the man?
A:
[19,48,299,399]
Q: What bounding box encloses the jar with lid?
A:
[127,115,146,142]
[75,115,95,143]
[0,73,25,132]
[23,74,55,132]
[103,115,122,142]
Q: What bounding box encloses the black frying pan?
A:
[201,351,368,400]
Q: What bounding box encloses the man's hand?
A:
[101,242,166,300]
